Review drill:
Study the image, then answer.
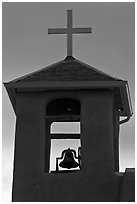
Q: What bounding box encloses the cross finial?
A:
[48,10,92,56]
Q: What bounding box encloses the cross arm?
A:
[73,27,92,34]
[48,28,67,34]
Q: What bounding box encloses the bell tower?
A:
[4,10,134,202]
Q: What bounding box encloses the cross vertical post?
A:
[67,10,72,56]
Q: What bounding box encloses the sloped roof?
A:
[12,56,122,82]
[4,56,132,117]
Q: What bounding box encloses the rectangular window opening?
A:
[50,122,80,134]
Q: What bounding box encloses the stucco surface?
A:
[12,90,134,201]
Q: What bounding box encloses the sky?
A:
[2,2,135,202]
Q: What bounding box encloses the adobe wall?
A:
[12,90,121,201]
[119,168,135,202]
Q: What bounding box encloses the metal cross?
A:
[48,10,92,56]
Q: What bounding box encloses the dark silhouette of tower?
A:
[4,10,134,202]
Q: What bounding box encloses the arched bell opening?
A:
[45,98,81,173]
[46,98,81,116]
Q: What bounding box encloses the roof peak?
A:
[64,56,76,61]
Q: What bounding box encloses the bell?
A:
[59,148,79,169]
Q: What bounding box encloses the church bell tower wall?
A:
[81,90,115,174]
[12,89,120,201]
[12,92,46,179]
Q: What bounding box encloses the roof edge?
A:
[5,80,127,88]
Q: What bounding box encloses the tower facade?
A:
[4,56,134,201]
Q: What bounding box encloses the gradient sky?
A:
[2,2,135,201]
